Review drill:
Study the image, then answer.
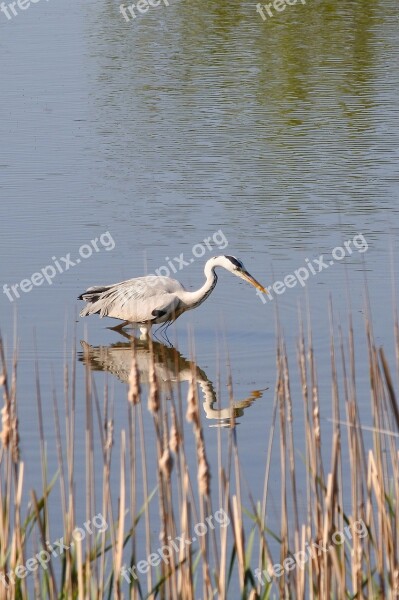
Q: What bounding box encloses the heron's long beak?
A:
[240,270,268,294]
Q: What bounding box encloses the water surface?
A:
[1,0,399,590]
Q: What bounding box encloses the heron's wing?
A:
[79,276,184,322]
[80,276,184,300]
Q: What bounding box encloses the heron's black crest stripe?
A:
[225,255,243,269]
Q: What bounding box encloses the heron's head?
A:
[209,255,267,293]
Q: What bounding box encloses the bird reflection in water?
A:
[78,335,265,428]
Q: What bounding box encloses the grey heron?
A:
[78,255,266,334]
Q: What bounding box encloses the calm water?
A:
[1,0,399,591]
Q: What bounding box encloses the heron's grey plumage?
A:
[79,276,184,323]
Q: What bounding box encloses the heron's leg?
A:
[153,329,162,343]
[153,322,165,336]
[153,324,164,343]
[158,321,173,346]
[108,320,130,332]
[152,321,172,346]
[161,328,172,347]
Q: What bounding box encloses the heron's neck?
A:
[179,267,218,309]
